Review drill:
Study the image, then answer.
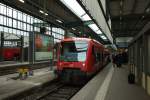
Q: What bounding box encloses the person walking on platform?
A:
[115,53,122,68]
[112,54,116,67]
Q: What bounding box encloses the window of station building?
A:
[8,28,12,33]
[3,17,6,26]
[16,30,20,35]
[0,26,3,32]
[7,7,12,17]
[12,29,16,34]
[0,2,65,44]
[18,11,23,21]
[0,4,6,15]
[20,31,23,35]
[27,15,31,24]
[30,16,34,24]
[3,27,9,33]
[23,22,27,30]
[0,15,3,25]
[13,9,17,19]
[0,3,4,14]
[7,17,12,27]
[17,21,21,29]
[13,19,17,28]
[23,13,27,22]
[27,24,30,31]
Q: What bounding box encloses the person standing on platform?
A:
[115,53,123,68]
[112,54,116,67]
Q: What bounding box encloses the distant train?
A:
[56,38,110,83]
[3,47,21,61]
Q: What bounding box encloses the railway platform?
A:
[0,67,56,100]
[71,63,150,100]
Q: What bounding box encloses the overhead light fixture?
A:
[81,14,92,21]
[19,0,25,3]
[142,15,145,18]
[61,0,85,17]
[97,30,102,34]
[56,19,63,23]
[45,13,48,16]
[146,8,150,13]
[120,17,122,20]
[120,10,122,14]
[39,10,44,14]
[60,0,92,21]
[101,35,107,40]
[88,24,99,32]
[120,1,123,6]
[72,28,76,30]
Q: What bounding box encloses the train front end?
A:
[56,39,89,83]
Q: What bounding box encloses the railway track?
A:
[11,80,83,100]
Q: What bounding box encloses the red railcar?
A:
[56,38,108,82]
[3,48,21,61]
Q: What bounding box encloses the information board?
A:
[34,33,54,61]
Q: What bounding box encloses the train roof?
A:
[61,37,92,42]
[61,37,104,47]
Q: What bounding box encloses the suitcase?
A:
[128,73,135,84]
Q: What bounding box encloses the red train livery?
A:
[56,38,109,82]
[3,48,21,61]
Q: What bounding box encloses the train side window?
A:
[92,46,96,58]
[97,53,101,61]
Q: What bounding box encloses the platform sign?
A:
[34,33,54,62]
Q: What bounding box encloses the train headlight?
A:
[82,63,85,66]
[59,63,62,66]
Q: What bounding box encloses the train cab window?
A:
[60,41,88,62]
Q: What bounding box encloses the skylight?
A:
[60,0,107,41]
[60,0,91,21]
[61,0,85,17]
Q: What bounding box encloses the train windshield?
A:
[60,41,88,62]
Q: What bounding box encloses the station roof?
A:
[0,0,109,44]
[108,0,150,37]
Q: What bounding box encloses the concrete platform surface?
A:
[0,61,29,67]
[71,63,113,100]
[71,64,150,100]
[0,67,56,100]
[105,66,150,100]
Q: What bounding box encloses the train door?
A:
[92,44,102,71]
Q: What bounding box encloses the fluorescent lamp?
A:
[81,14,92,21]
[56,19,63,23]
[19,0,25,3]
[72,28,76,30]
[39,10,44,14]
[45,13,48,16]
[61,0,85,16]
[97,30,102,34]
[88,24,99,32]
[101,35,107,40]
